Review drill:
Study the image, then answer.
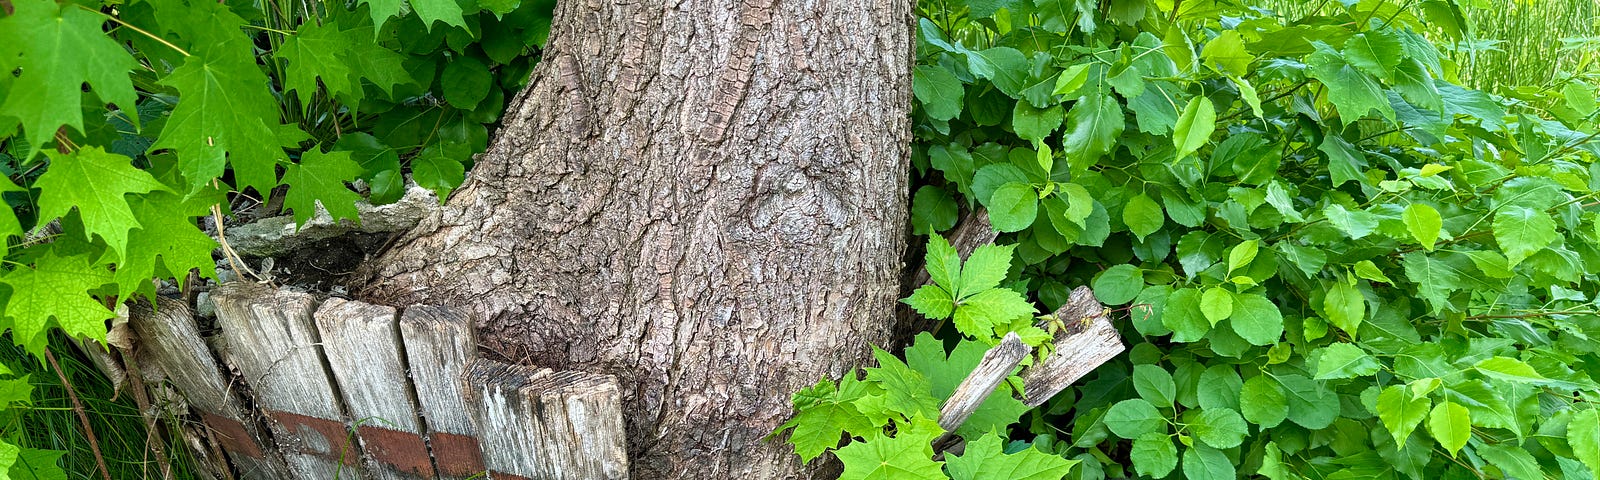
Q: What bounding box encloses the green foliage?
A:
[783,0,1600,478]
[0,0,554,473]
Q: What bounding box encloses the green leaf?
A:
[1279,374,1339,429]
[1313,343,1380,380]
[154,30,296,193]
[1377,385,1429,448]
[1324,204,1378,239]
[776,379,874,463]
[280,148,364,227]
[904,286,955,320]
[1199,288,1233,325]
[966,47,1030,96]
[1427,401,1471,457]
[1227,240,1259,275]
[2,250,113,356]
[1478,443,1543,480]
[1318,136,1370,187]
[1180,445,1235,480]
[1133,364,1176,406]
[411,145,467,202]
[1013,102,1064,142]
[1493,206,1560,267]
[1352,260,1392,283]
[946,432,1079,480]
[1569,409,1600,476]
[1307,43,1395,125]
[1104,398,1165,439]
[952,288,1035,338]
[1172,97,1216,160]
[1189,408,1247,449]
[1061,92,1124,172]
[960,243,1016,296]
[1240,375,1287,427]
[914,66,965,121]
[1163,288,1209,342]
[1401,204,1442,251]
[0,0,138,161]
[1401,253,1461,313]
[116,191,220,299]
[1472,357,1547,384]
[1131,432,1177,477]
[925,234,961,290]
[1054,183,1094,228]
[8,448,65,480]
[408,0,469,30]
[1122,193,1165,241]
[835,422,945,480]
[1091,264,1144,305]
[988,183,1039,232]
[905,335,1029,438]
[1324,279,1365,335]
[862,348,941,420]
[1200,31,1250,76]
[911,186,959,235]
[1342,31,1403,81]
[35,148,168,259]
[441,56,493,110]
[277,21,355,110]
[1230,294,1283,346]
[1196,366,1242,411]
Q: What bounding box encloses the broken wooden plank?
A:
[398,306,484,480]
[315,298,435,480]
[128,298,290,480]
[937,332,1027,433]
[910,209,996,288]
[211,282,365,479]
[1021,286,1125,407]
[463,360,629,480]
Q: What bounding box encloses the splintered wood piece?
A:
[315,298,435,480]
[212,282,365,479]
[398,305,485,480]
[1021,286,1125,407]
[937,332,1027,433]
[129,298,290,480]
[462,360,629,480]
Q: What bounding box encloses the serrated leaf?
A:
[0,0,139,161]
[925,234,961,291]
[952,288,1035,338]
[1314,343,1379,379]
[1189,408,1247,449]
[1091,264,1144,305]
[946,432,1078,480]
[1324,279,1365,334]
[1377,385,1429,448]
[1240,375,1287,427]
[1494,206,1560,267]
[861,348,941,421]
[1013,101,1064,142]
[1227,240,1258,275]
[1131,432,1177,477]
[115,190,219,299]
[1279,374,1338,429]
[1061,92,1124,172]
[281,148,364,226]
[988,183,1039,232]
[959,243,1016,296]
[835,421,945,480]
[904,286,954,320]
[904,335,1028,438]
[914,66,965,121]
[1104,399,1165,438]
[408,0,468,30]
[35,148,168,259]
[1401,203,1442,251]
[1133,364,1176,406]
[1122,193,1164,241]
[1342,31,1402,81]
[1172,97,1216,160]
[1230,294,1282,346]
[775,379,874,463]
[1307,43,1394,125]
[2,250,113,356]
[1427,401,1471,457]
[1472,357,1547,384]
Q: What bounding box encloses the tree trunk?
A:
[357,0,912,477]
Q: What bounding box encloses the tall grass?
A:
[1,334,200,479]
[1255,0,1600,94]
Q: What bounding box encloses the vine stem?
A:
[44,349,113,480]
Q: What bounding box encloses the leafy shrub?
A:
[780,0,1600,479]
[0,0,552,473]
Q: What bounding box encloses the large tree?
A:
[357,0,914,476]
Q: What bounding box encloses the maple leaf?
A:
[281,148,365,226]
[946,432,1079,480]
[360,0,465,31]
[1,249,114,357]
[278,17,413,110]
[0,176,25,245]
[115,190,220,300]
[0,0,140,161]
[34,147,169,259]
[835,417,946,480]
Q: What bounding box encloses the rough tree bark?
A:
[356,0,912,477]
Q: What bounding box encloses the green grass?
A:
[0,334,201,479]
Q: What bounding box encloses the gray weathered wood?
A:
[1021,286,1125,407]
[463,360,629,480]
[128,298,290,480]
[315,298,435,480]
[937,332,1027,433]
[397,306,484,480]
[911,209,996,288]
[212,282,365,479]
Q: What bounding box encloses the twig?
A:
[211,180,263,282]
[44,349,114,480]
